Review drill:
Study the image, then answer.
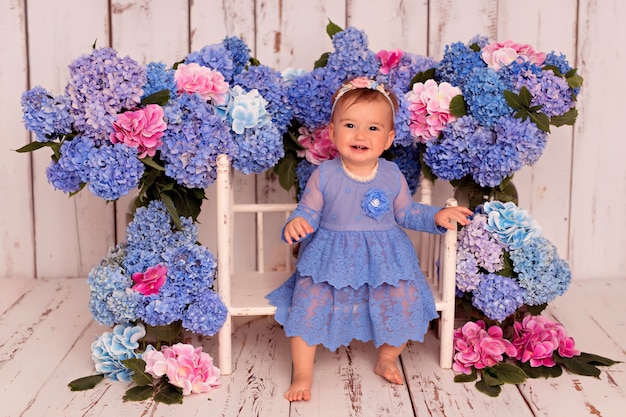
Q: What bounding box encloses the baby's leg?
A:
[374,343,406,385]
[285,336,317,401]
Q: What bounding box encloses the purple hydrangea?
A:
[65,47,146,141]
[471,274,526,322]
[185,43,235,83]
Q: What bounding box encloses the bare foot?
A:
[285,372,313,401]
[374,352,404,385]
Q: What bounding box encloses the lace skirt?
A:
[266,271,438,351]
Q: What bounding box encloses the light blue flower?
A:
[227,86,271,134]
[91,323,146,381]
[483,201,541,250]
[361,189,391,220]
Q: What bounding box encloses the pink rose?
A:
[512,315,579,367]
[144,343,221,395]
[296,125,339,165]
[350,76,371,89]
[376,49,404,75]
[110,104,166,158]
[481,40,546,71]
[405,79,461,143]
[175,63,230,105]
[132,264,167,296]
[452,321,516,374]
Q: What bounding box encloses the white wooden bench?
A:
[216,154,457,375]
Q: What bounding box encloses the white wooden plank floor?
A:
[1,277,625,417]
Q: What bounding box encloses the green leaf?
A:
[449,95,467,118]
[313,52,330,69]
[542,65,564,77]
[273,154,298,192]
[577,352,621,367]
[408,68,436,88]
[528,111,551,133]
[550,108,578,127]
[160,193,183,230]
[418,149,436,183]
[14,141,59,153]
[454,368,478,383]
[123,385,154,402]
[326,19,343,38]
[482,363,527,386]
[249,57,261,66]
[519,362,563,379]
[141,156,166,171]
[475,379,502,397]
[555,354,601,378]
[68,374,105,391]
[141,89,170,106]
[122,358,152,387]
[469,43,481,53]
[154,382,184,404]
[145,321,184,343]
[566,69,583,90]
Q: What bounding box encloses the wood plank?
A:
[516,280,626,417]
[26,0,115,279]
[0,278,37,315]
[185,317,292,417]
[401,332,534,417]
[294,340,415,417]
[0,278,96,416]
[0,0,34,279]
[569,0,626,279]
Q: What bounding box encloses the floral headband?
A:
[331,76,396,120]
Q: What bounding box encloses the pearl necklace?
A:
[340,159,379,182]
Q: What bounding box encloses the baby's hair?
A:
[330,77,399,122]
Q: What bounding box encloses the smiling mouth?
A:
[352,145,369,150]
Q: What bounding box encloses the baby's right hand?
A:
[284,216,314,244]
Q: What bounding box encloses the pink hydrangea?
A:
[110,104,166,158]
[143,343,221,395]
[512,315,580,367]
[405,79,461,143]
[481,40,546,71]
[376,49,404,75]
[296,125,339,165]
[131,264,167,296]
[174,63,230,105]
[453,320,517,375]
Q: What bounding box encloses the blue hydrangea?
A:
[182,290,228,336]
[46,136,94,193]
[326,27,380,81]
[21,86,73,142]
[457,214,504,273]
[494,115,547,167]
[91,323,146,381]
[234,64,293,134]
[463,67,513,127]
[161,92,234,188]
[471,274,526,322]
[392,90,414,147]
[544,51,580,96]
[142,61,177,99]
[185,43,235,82]
[436,41,486,89]
[83,142,145,201]
[388,143,420,195]
[296,159,317,200]
[227,85,271,134]
[509,236,571,305]
[88,261,137,326]
[379,52,437,93]
[231,123,284,174]
[222,36,251,78]
[288,67,342,130]
[65,47,146,141]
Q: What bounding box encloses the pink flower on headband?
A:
[376,49,404,75]
[350,76,371,88]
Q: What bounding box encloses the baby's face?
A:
[329,96,395,171]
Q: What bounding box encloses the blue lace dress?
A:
[266,158,443,351]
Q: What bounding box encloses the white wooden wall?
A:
[1,0,624,281]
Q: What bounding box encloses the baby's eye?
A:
[369,126,379,131]
[345,123,355,128]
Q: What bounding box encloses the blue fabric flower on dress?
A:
[361,189,391,220]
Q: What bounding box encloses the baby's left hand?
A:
[435,206,472,230]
